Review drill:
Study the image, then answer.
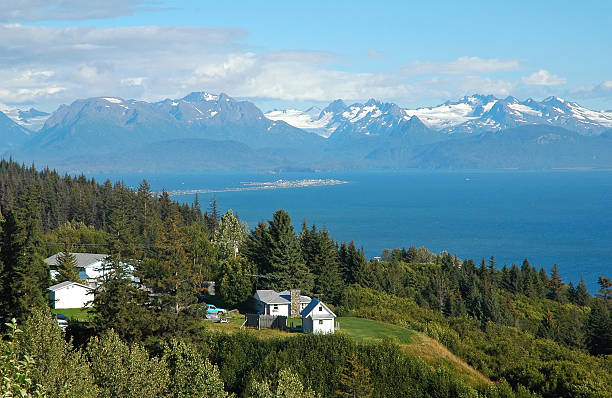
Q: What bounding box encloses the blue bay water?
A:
[99,170,612,292]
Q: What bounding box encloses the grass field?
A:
[336,316,490,386]
[51,308,94,322]
[336,316,416,345]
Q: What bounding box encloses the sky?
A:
[1,0,611,113]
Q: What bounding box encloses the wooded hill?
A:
[0,160,611,397]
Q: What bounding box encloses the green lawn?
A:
[336,316,416,345]
[51,307,94,322]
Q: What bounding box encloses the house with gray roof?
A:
[45,252,136,288]
[253,289,312,317]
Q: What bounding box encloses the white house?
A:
[253,289,312,317]
[254,290,290,316]
[301,299,336,334]
[45,252,137,288]
[48,281,93,309]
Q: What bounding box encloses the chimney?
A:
[290,289,301,317]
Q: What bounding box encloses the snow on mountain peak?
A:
[102,97,123,104]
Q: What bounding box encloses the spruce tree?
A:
[340,241,366,285]
[0,210,46,321]
[301,225,343,304]
[258,210,314,293]
[585,299,612,355]
[336,353,373,398]
[573,276,591,306]
[548,264,565,302]
[55,244,81,283]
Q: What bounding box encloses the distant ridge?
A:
[2,91,612,172]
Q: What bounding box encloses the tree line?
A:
[1,159,611,397]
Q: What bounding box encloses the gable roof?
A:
[300,299,336,319]
[254,290,289,305]
[278,290,312,304]
[44,253,108,269]
[48,281,92,291]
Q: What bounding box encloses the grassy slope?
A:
[336,317,490,386]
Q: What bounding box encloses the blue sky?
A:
[1,0,611,111]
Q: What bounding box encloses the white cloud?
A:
[407,56,519,75]
[0,0,158,22]
[0,24,519,110]
[522,69,567,86]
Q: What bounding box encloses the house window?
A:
[273,304,278,311]
[319,306,322,311]
[319,320,323,325]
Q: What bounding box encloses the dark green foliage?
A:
[339,241,366,286]
[91,273,155,343]
[245,210,314,292]
[55,245,81,282]
[336,353,373,398]
[0,209,48,322]
[585,299,612,356]
[218,256,256,308]
[547,264,565,302]
[300,224,344,304]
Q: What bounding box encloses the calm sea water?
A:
[97,170,612,292]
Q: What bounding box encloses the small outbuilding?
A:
[301,299,336,334]
[48,281,93,309]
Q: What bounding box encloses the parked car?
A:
[206,304,226,315]
[53,313,69,330]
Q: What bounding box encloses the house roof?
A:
[300,299,336,319]
[48,281,92,291]
[254,290,289,304]
[278,290,312,304]
[44,252,108,269]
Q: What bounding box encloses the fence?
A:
[244,314,287,330]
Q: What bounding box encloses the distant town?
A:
[160,179,349,196]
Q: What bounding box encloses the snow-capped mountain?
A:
[265,106,332,137]
[35,92,321,152]
[265,98,442,143]
[266,95,612,137]
[0,105,50,132]
[0,110,32,154]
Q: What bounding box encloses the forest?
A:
[0,159,611,397]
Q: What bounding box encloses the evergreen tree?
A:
[87,330,169,398]
[537,310,559,340]
[509,264,522,294]
[597,276,612,302]
[406,246,419,263]
[163,339,228,398]
[55,244,81,283]
[585,299,612,355]
[91,274,154,342]
[218,257,256,308]
[258,210,314,292]
[336,353,373,398]
[206,194,219,233]
[573,276,591,306]
[548,264,565,302]
[301,225,344,304]
[339,241,366,285]
[0,210,47,321]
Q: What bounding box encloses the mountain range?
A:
[2,92,612,172]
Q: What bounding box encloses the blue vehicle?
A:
[206,304,226,315]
